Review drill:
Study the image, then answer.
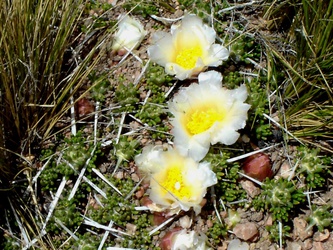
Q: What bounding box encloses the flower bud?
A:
[112,15,147,55]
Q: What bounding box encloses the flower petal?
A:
[180,14,216,45]
[198,70,223,88]
[134,144,164,174]
[148,32,175,66]
[173,133,211,162]
[210,125,241,145]
[205,44,230,66]
[171,230,212,250]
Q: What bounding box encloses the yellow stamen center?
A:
[186,108,225,135]
[160,166,191,199]
[175,46,203,69]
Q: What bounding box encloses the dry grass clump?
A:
[0,0,111,247]
[262,0,333,146]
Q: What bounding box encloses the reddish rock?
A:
[242,153,273,181]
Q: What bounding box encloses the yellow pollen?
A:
[175,46,203,69]
[160,166,191,199]
[186,108,225,135]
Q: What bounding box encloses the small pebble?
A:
[280,160,292,179]
[227,239,249,250]
[114,171,124,179]
[233,222,259,241]
[313,229,330,242]
[293,217,313,241]
[131,173,140,182]
[286,241,302,250]
[240,180,261,198]
[312,242,324,250]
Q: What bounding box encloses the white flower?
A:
[168,70,251,161]
[147,14,229,80]
[134,145,217,215]
[172,230,212,250]
[112,15,147,53]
